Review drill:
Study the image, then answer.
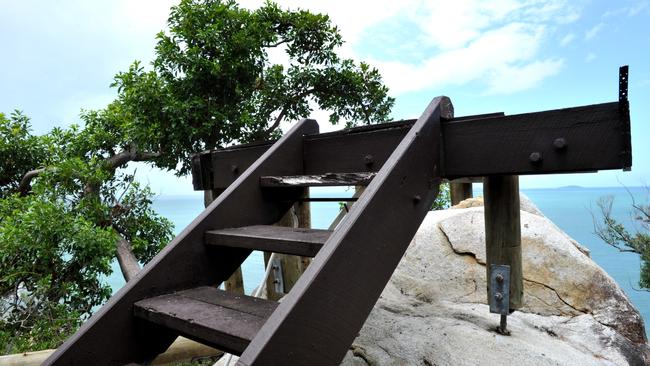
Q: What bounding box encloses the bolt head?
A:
[364,154,374,166]
[231,164,239,174]
[529,152,542,164]
[553,138,567,150]
[495,274,504,283]
[495,292,503,301]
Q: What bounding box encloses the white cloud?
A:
[484,59,564,94]
[585,52,597,63]
[585,23,604,40]
[368,22,559,95]
[560,33,576,46]
[603,2,649,18]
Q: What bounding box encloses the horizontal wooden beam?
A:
[260,172,376,187]
[191,101,631,190]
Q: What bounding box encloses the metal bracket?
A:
[270,257,285,294]
[618,65,632,171]
[489,264,510,315]
[619,65,629,104]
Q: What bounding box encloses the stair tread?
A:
[205,225,332,257]
[260,172,376,187]
[133,286,277,355]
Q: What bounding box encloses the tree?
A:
[0,112,174,352]
[1,0,394,353]
[594,190,650,290]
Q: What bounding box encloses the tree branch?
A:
[114,230,141,282]
[262,88,317,137]
[263,107,288,137]
[17,168,46,196]
[105,145,161,171]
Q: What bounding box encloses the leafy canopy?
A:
[112,0,394,175]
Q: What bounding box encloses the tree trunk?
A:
[116,234,141,282]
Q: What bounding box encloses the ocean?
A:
[106,186,650,336]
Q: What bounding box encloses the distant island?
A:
[558,185,584,189]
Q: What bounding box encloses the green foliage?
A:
[595,193,650,289]
[0,112,47,197]
[0,192,115,352]
[431,183,451,210]
[111,0,393,175]
[0,116,173,353]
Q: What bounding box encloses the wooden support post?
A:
[450,182,473,205]
[483,175,523,311]
[296,189,312,272]
[265,188,310,301]
[205,189,245,295]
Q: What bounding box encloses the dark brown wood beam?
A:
[191,101,630,190]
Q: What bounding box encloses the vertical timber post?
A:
[205,189,245,295]
[483,175,522,333]
[265,188,311,300]
[450,182,473,205]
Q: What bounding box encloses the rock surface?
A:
[340,197,649,366]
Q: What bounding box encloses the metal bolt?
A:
[529,152,542,164]
[413,195,422,204]
[364,154,374,166]
[231,164,239,174]
[494,292,503,301]
[495,274,504,283]
[553,138,567,150]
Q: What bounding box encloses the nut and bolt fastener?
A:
[495,293,503,301]
[364,154,374,166]
[231,164,239,174]
[413,195,422,204]
[529,152,542,164]
[495,274,504,283]
[553,138,567,150]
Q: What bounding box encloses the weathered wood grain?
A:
[483,175,523,310]
[134,287,277,355]
[194,102,629,190]
[450,182,473,205]
[44,119,318,365]
[260,172,376,187]
[239,96,451,366]
[205,225,330,257]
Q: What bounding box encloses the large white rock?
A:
[340,200,649,366]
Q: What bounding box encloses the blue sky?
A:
[1,0,648,194]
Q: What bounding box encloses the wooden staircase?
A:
[44,96,452,366]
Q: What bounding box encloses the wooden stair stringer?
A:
[239,96,452,366]
[43,119,319,366]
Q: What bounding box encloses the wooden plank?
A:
[44,119,318,365]
[197,102,629,189]
[205,225,331,257]
[177,286,277,318]
[260,172,376,187]
[443,102,627,178]
[239,96,451,365]
[450,182,473,205]
[191,152,214,190]
[134,287,277,355]
[484,175,523,310]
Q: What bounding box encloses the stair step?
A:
[260,172,376,187]
[205,225,331,257]
[133,286,277,355]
